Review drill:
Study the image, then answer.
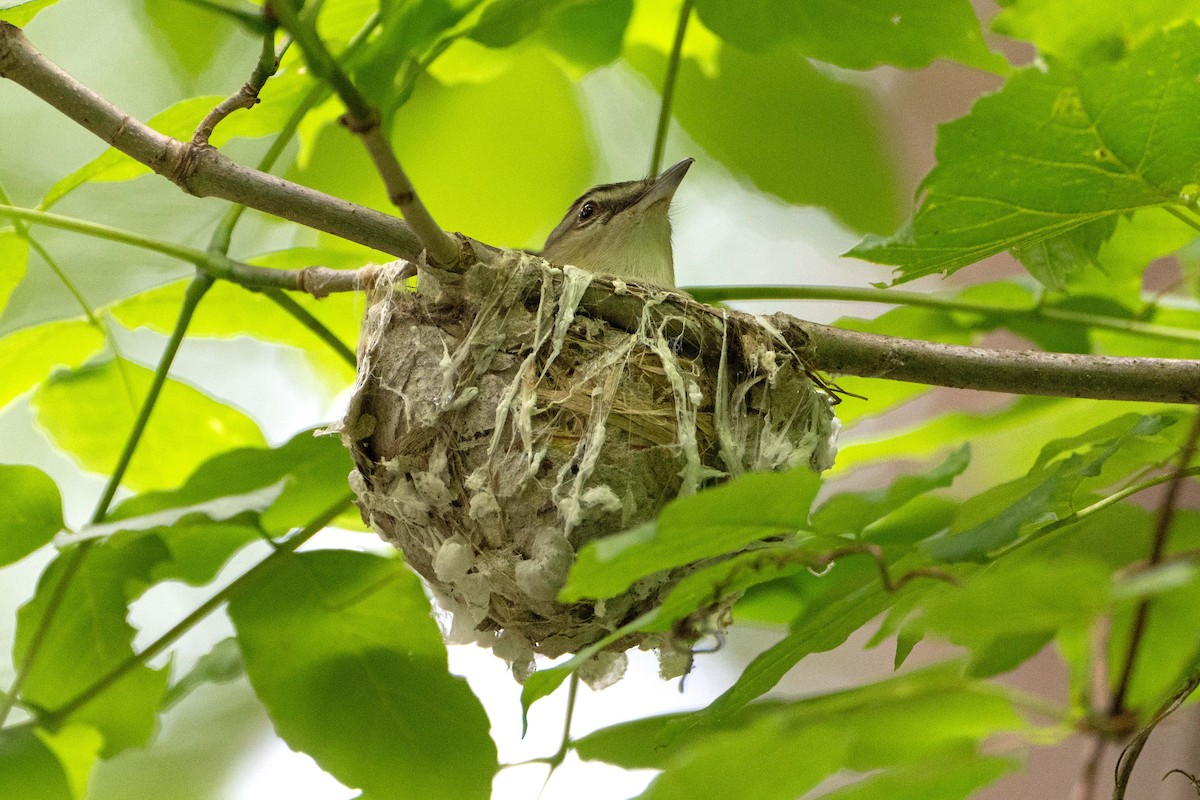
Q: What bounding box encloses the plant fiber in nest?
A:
[336,252,838,684]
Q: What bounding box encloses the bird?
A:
[542,158,692,289]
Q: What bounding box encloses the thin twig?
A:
[90,272,215,523]
[36,493,355,730]
[267,1,459,265]
[193,25,284,145]
[1110,410,1200,717]
[649,0,694,176]
[0,204,378,297]
[0,21,427,259]
[208,12,381,253]
[1113,663,1200,799]
[1073,735,1108,800]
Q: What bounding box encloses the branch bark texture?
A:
[0,21,424,260]
[3,22,1199,405]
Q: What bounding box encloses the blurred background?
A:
[2,0,1198,797]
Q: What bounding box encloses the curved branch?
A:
[0,21,426,260]
[4,22,1199,405]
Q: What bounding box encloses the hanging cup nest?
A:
[335,251,838,684]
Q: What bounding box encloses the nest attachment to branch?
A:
[335,252,838,685]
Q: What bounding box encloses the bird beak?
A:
[638,158,693,209]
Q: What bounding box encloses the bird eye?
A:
[577,202,596,222]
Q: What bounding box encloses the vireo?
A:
[543,158,692,288]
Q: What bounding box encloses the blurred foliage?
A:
[1,0,1199,799]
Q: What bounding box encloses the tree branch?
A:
[3,22,1199,405]
[0,21,426,260]
[268,0,460,265]
[192,24,285,145]
[649,0,694,176]
[773,314,1200,404]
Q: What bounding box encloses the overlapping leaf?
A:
[229,550,497,800]
[695,0,1005,72]
[851,24,1200,283]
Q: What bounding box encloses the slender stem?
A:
[1109,410,1200,717]
[996,466,1200,559]
[0,543,90,727]
[90,272,214,523]
[209,13,381,252]
[37,493,355,730]
[0,204,373,296]
[267,0,459,265]
[1113,660,1200,799]
[649,0,694,176]
[193,25,283,146]
[685,284,1200,345]
[263,288,356,366]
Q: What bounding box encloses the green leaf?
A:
[228,550,497,800]
[993,0,1200,65]
[627,43,901,233]
[142,0,239,76]
[0,319,105,411]
[163,637,245,709]
[1010,215,1116,291]
[694,0,1005,72]
[564,467,822,601]
[41,70,313,209]
[539,0,632,70]
[812,445,970,536]
[850,24,1200,283]
[817,753,1017,800]
[352,0,480,109]
[0,229,28,317]
[0,464,63,566]
[638,722,848,800]
[580,663,1025,783]
[0,0,59,25]
[36,725,102,800]
[109,262,360,389]
[928,413,1176,561]
[908,559,1111,672]
[106,429,354,535]
[679,554,933,731]
[15,538,173,756]
[294,49,591,249]
[32,357,266,492]
[0,727,72,800]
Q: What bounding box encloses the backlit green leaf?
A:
[0,319,104,411]
[105,429,354,535]
[851,25,1200,283]
[0,229,27,317]
[695,0,1005,72]
[993,0,1200,65]
[564,467,821,601]
[32,357,266,491]
[0,464,63,566]
[229,550,497,800]
[14,538,172,756]
[0,727,72,800]
[627,42,901,233]
[0,0,59,25]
